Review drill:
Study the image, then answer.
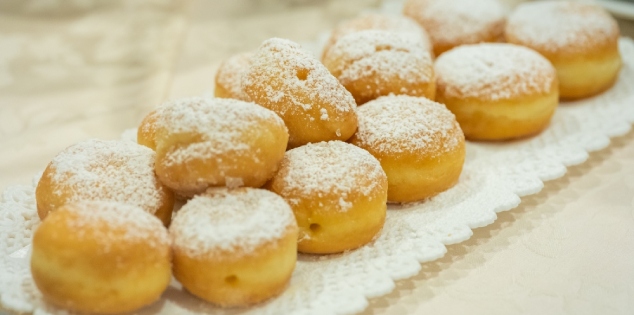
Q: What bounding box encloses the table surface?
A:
[1,1,634,314]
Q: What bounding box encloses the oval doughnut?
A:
[35,139,175,226]
[139,97,289,197]
[403,0,506,56]
[170,187,298,307]
[267,140,388,254]
[505,1,622,99]
[322,13,433,59]
[350,95,465,203]
[242,38,358,148]
[31,201,171,314]
[434,43,558,140]
[323,30,435,105]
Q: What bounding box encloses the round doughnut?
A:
[350,95,465,203]
[31,201,171,314]
[140,97,289,197]
[403,0,506,56]
[322,30,435,105]
[35,139,174,226]
[321,13,433,59]
[214,52,252,101]
[242,38,358,149]
[434,43,559,140]
[505,1,622,99]
[267,141,387,254]
[169,188,297,307]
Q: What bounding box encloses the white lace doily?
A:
[2,21,634,315]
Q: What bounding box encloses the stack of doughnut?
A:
[31,0,623,313]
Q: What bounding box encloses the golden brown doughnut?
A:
[434,43,559,140]
[321,13,433,59]
[214,52,252,101]
[31,201,171,314]
[242,38,358,148]
[267,141,387,254]
[350,95,465,203]
[140,97,288,197]
[323,30,435,105]
[35,139,174,226]
[505,1,622,99]
[170,187,297,307]
[138,108,160,150]
[403,0,506,56]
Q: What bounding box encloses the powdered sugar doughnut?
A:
[243,38,357,148]
[170,188,297,307]
[434,43,558,140]
[403,0,506,56]
[505,1,621,99]
[214,52,252,101]
[31,201,171,314]
[321,13,433,59]
[267,141,387,254]
[141,97,288,197]
[323,30,435,105]
[350,95,465,203]
[35,139,175,226]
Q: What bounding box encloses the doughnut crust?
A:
[31,201,171,314]
[434,43,559,140]
[323,30,435,105]
[35,139,174,226]
[243,38,358,148]
[141,97,289,197]
[322,13,433,59]
[505,1,621,99]
[403,0,506,56]
[267,141,388,254]
[138,108,160,150]
[170,188,298,307]
[350,95,465,203]
[214,52,252,101]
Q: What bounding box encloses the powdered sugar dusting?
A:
[278,141,386,201]
[59,201,170,248]
[215,52,252,100]
[506,1,619,54]
[324,30,433,87]
[434,43,556,101]
[153,97,286,166]
[354,95,462,157]
[404,0,506,47]
[48,139,164,215]
[324,13,433,57]
[242,38,356,116]
[169,188,296,257]
[320,108,329,121]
